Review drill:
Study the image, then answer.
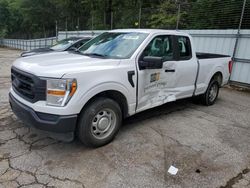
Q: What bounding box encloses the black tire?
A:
[191,95,202,104]
[201,80,220,106]
[77,97,122,147]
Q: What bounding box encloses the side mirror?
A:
[139,56,163,70]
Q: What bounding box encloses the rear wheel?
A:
[201,80,220,106]
[77,97,122,147]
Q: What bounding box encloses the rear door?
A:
[170,36,198,99]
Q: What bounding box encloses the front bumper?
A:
[9,93,77,133]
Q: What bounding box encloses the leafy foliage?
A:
[0,0,249,39]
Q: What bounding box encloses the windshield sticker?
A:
[122,35,139,40]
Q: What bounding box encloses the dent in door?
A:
[138,71,171,110]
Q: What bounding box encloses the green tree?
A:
[148,0,178,29]
[0,0,249,38]
[0,0,10,37]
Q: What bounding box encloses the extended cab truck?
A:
[9,29,233,147]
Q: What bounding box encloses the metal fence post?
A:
[55,20,58,41]
[111,12,113,30]
[91,15,94,32]
[176,4,181,30]
[138,0,142,28]
[66,19,68,39]
[232,0,246,60]
[230,0,246,81]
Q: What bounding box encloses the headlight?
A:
[46,79,77,106]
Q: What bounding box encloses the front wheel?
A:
[77,97,122,147]
[201,80,220,106]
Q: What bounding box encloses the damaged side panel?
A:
[136,68,179,112]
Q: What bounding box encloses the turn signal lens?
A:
[47,90,66,96]
[69,80,77,97]
[46,79,77,106]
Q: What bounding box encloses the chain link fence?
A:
[36,0,249,33]
[82,0,249,30]
[0,37,57,50]
[2,0,249,39]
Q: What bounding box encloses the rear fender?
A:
[205,66,224,86]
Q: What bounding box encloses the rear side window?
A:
[74,39,89,49]
[177,36,192,60]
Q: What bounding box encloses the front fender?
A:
[78,82,131,108]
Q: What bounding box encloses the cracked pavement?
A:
[0,48,250,188]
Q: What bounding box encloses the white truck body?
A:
[9,29,232,146]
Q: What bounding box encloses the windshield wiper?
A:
[83,53,107,58]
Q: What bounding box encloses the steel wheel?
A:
[208,83,218,102]
[77,97,122,147]
[91,108,117,140]
[200,80,220,106]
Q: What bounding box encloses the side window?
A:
[74,41,85,49]
[141,35,173,61]
[178,36,192,60]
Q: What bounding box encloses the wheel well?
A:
[211,72,223,86]
[83,90,129,118]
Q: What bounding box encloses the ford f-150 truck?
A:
[9,29,233,147]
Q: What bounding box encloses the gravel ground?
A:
[0,48,250,188]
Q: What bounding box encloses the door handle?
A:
[165,69,175,72]
[127,71,135,87]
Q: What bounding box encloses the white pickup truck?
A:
[9,29,233,147]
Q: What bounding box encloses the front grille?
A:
[11,69,34,99]
[11,67,46,103]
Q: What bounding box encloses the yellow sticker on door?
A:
[150,72,160,83]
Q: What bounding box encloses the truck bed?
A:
[196,52,230,59]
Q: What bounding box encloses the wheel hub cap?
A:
[98,117,109,130]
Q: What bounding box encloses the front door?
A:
[136,35,177,112]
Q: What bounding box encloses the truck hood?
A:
[13,51,120,78]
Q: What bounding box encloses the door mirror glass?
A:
[139,56,163,69]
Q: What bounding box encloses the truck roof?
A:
[110,29,188,36]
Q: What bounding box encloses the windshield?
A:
[50,38,78,50]
[79,32,148,59]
